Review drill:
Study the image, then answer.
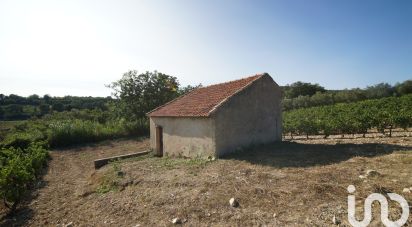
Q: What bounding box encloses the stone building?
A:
[147,73,282,158]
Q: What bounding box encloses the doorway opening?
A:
[155,126,163,157]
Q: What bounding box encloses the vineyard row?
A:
[283,94,412,138]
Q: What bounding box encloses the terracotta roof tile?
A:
[147,73,265,117]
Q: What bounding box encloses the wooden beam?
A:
[94,150,150,169]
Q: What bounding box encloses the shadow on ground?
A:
[0,207,34,227]
[222,141,412,168]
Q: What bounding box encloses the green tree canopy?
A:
[365,83,393,98]
[395,80,412,95]
[108,70,181,119]
[283,81,326,99]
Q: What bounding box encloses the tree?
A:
[365,83,394,99]
[310,92,334,106]
[43,95,51,104]
[52,103,65,112]
[39,104,50,116]
[283,81,326,99]
[292,95,311,109]
[177,84,202,96]
[395,80,412,96]
[108,70,180,119]
[6,94,25,105]
[3,104,25,120]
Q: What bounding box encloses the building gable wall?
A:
[213,75,282,156]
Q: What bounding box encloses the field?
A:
[1,136,411,226]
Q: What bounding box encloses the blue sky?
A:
[0,0,411,96]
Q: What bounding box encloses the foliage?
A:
[177,84,202,96]
[47,120,127,147]
[0,109,148,212]
[0,94,112,120]
[282,79,412,111]
[108,70,181,119]
[0,70,205,212]
[1,129,47,150]
[1,110,149,150]
[96,161,123,194]
[0,143,49,211]
[364,83,394,99]
[283,94,412,138]
[395,80,412,96]
[283,81,326,99]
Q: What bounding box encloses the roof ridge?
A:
[147,73,270,117]
[207,74,265,116]
[198,73,265,90]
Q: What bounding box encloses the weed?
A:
[96,180,117,194]
[159,156,210,169]
[111,160,122,172]
[96,172,119,194]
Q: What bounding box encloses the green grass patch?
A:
[96,161,124,194]
[159,156,212,169]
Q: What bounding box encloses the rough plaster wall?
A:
[214,75,282,156]
[149,117,216,158]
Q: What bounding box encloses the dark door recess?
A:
[155,126,163,156]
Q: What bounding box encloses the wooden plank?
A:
[94,150,150,169]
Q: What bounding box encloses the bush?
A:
[0,143,48,211]
[1,129,46,150]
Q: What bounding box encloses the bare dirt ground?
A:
[1,136,412,226]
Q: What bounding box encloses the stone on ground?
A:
[229,198,239,207]
[332,216,341,225]
[171,218,182,224]
[365,169,380,177]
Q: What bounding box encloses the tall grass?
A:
[46,119,148,147]
[1,112,149,149]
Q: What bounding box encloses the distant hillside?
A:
[0,94,112,120]
[1,79,411,120]
[282,79,412,111]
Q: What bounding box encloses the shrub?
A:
[0,154,33,211]
[0,143,48,212]
[1,129,46,150]
[25,143,49,176]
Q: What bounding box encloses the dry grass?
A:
[1,137,411,226]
